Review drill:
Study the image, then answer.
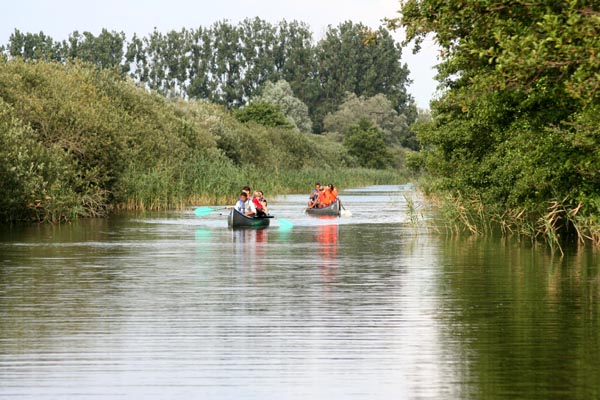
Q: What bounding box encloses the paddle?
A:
[193,206,227,217]
[275,217,294,230]
[339,200,352,217]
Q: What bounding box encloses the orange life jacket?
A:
[317,189,328,206]
[324,188,336,205]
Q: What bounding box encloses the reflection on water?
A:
[314,221,338,285]
[435,236,600,400]
[230,228,269,273]
[1,185,599,399]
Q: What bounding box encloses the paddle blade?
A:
[276,217,294,230]
[341,209,352,217]
[194,207,215,217]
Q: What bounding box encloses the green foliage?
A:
[323,92,416,148]
[234,101,294,129]
[64,29,126,70]
[1,59,383,222]
[0,98,70,222]
[2,18,414,134]
[7,28,126,69]
[343,119,393,169]
[7,30,62,61]
[254,80,312,132]
[312,21,414,131]
[396,0,600,245]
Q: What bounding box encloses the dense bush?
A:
[396,0,600,246]
[1,59,397,222]
[233,101,294,129]
[323,92,413,148]
[0,99,84,222]
[343,119,394,169]
[253,80,312,133]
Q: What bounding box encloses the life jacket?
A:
[322,188,336,206]
[325,189,337,205]
[317,189,327,206]
[320,188,331,206]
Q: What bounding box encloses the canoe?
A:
[305,199,341,216]
[228,208,271,228]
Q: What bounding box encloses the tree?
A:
[237,18,278,99]
[343,119,393,169]
[129,28,191,97]
[273,20,318,116]
[311,21,414,132]
[394,0,600,241]
[255,80,312,132]
[62,29,126,70]
[323,92,416,148]
[6,29,62,61]
[186,27,213,100]
[234,101,294,129]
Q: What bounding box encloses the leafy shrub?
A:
[1,59,384,221]
[343,119,393,169]
[234,101,295,129]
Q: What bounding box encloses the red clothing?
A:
[252,197,264,211]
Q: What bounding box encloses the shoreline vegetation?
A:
[2,7,599,251]
[411,190,600,254]
[395,1,600,250]
[1,19,416,225]
[0,58,406,224]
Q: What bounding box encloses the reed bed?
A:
[115,167,405,210]
[423,192,600,251]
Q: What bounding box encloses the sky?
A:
[1,0,439,108]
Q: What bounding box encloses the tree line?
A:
[1,18,416,133]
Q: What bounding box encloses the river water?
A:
[1,185,599,399]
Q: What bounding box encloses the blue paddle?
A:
[194,206,227,217]
[275,217,294,230]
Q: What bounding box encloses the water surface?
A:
[1,185,599,399]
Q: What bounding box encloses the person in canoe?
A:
[258,190,269,215]
[242,186,252,209]
[317,183,339,208]
[319,184,335,207]
[316,184,329,208]
[308,182,321,208]
[230,191,251,216]
[248,190,268,217]
[330,184,338,199]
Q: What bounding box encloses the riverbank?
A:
[0,59,407,223]
[411,187,600,251]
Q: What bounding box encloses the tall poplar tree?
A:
[311,21,414,132]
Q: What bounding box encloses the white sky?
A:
[1,0,439,108]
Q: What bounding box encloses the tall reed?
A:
[425,192,600,250]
